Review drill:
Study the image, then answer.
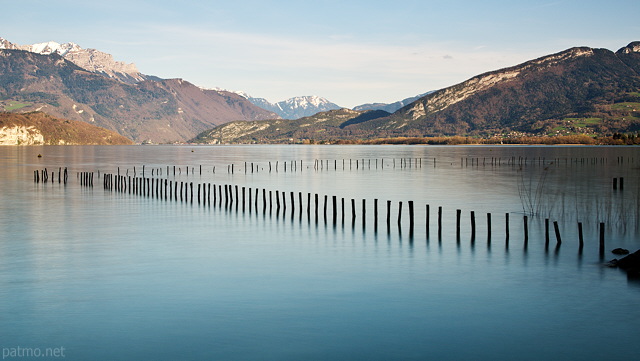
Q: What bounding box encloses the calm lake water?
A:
[1,145,639,360]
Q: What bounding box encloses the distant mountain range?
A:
[193,42,640,143]
[2,37,640,144]
[352,92,433,113]
[222,91,431,119]
[0,37,278,143]
[243,95,342,119]
[0,111,132,145]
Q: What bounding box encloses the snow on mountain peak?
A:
[0,36,144,84]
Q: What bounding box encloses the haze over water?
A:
[1,145,639,360]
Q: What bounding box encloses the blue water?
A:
[1,145,639,360]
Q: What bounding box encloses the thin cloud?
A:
[134,24,542,106]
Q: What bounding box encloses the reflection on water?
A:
[0,145,639,360]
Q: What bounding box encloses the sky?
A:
[3,0,639,108]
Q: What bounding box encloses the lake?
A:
[1,145,639,360]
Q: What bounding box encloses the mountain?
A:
[191,108,370,144]
[0,111,132,145]
[353,92,433,113]
[0,37,157,84]
[242,95,342,119]
[0,47,279,143]
[193,41,640,143]
[356,42,640,137]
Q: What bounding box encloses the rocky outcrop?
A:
[0,112,133,145]
[609,249,640,277]
[0,125,44,145]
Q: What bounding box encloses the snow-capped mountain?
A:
[0,37,151,84]
[222,92,342,119]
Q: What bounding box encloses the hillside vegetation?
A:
[0,112,133,145]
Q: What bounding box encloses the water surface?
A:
[1,145,638,360]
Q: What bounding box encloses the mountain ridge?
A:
[0,48,279,143]
[193,41,640,143]
[0,37,153,84]
[238,94,342,119]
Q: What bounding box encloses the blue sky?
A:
[3,0,639,107]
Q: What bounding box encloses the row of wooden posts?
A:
[99,172,607,254]
[33,168,69,184]
[33,168,98,187]
[102,155,638,178]
[94,155,636,181]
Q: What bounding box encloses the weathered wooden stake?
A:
[438,206,442,238]
[456,209,461,238]
[242,187,246,212]
[578,222,584,250]
[470,211,476,241]
[553,221,562,244]
[332,196,337,225]
[374,199,378,231]
[524,216,529,248]
[315,193,319,222]
[408,201,414,235]
[351,199,356,226]
[545,219,550,249]
[599,222,605,256]
[505,213,509,244]
[362,199,366,228]
[426,204,430,238]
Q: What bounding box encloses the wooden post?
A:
[470,211,476,241]
[324,195,328,223]
[545,219,550,249]
[333,196,337,225]
[374,199,378,231]
[524,216,529,248]
[456,209,461,238]
[599,222,605,257]
[282,190,286,212]
[426,204,430,238]
[505,213,509,245]
[553,221,562,244]
[408,201,414,236]
[263,188,267,213]
[315,193,319,222]
[362,199,366,228]
[397,201,403,229]
[578,222,584,250]
[438,206,442,238]
[291,192,295,218]
[235,185,239,210]
[351,199,356,226]
[386,200,391,231]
